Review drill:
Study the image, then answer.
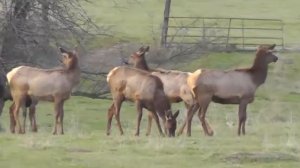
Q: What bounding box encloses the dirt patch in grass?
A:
[66,148,93,153]
[225,152,299,163]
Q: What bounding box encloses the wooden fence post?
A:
[225,18,232,49]
[161,0,171,47]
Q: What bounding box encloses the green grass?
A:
[84,0,300,46]
[1,52,300,168]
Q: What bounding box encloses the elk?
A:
[0,70,36,133]
[7,47,80,134]
[106,66,179,137]
[186,44,278,136]
[126,46,204,136]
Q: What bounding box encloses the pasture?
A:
[1,0,300,167]
[85,0,300,46]
[0,52,300,168]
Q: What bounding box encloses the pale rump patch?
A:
[107,67,120,82]
[7,66,24,83]
[187,69,202,98]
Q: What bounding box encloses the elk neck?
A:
[249,55,268,86]
[65,57,80,86]
[134,56,150,71]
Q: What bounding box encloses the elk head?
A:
[165,110,179,137]
[256,44,278,65]
[59,47,79,70]
[127,46,150,65]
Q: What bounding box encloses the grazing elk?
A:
[7,47,80,134]
[126,46,205,136]
[106,66,179,137]
[186,44,278,136]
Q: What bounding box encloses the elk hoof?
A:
[206,130,214,136]
[177,131,183,136]
[32,127,38,132]
[18,129,25,134]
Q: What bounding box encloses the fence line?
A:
[161,16,284,50]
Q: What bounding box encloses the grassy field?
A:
[84,0,300,46]
[0,52,300,168]
[1,1,300,167]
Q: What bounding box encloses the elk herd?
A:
[0,44,278,137]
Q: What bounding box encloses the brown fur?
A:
[186,44,278,136]
[106,66,178,137]
[7,47,80,134]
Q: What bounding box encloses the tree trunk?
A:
[0,0,31,69]
[41,0,50,47]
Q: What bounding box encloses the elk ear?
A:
[144,46,150,52]
[173,110,179,119]
[268,44,276,50]
[72,46,79,56]
[59,47,68,54]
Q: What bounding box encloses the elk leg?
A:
[135,100,143,136]
[186,105,199,137]
[9,103,16,133]
[29,105,37,132]
[13,100,23,134]
[59,101,65,135]
[177,103,190,136]
[106,103,115,136]
[22,106,27,134]
[238,101,247,136]
[162,114,167,135]
[145,112,153,136]
[151,111,164,136]
[198,96,214,136]
[53,99,62,135]
[155,109,167,135]
[198,100,213,136]
[242,114,247,135]
[114,96,124,135]
[178,103,199,136]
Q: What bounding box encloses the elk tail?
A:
[187,69,202,99]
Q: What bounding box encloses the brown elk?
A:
[0,67,36,133]
[106,66,179,137]
[126,46,205,136]
[186,44,278,136]
[7,47,80,134]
